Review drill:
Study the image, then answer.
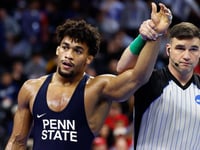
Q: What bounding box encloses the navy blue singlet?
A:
[32,74,94,150]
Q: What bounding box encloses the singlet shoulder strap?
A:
[32,73,53,115]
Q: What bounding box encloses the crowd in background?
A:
[0,0,199,149]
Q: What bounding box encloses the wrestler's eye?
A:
[73,47,83,54]
[62,45,70,50]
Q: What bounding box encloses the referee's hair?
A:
[169,22,200,39]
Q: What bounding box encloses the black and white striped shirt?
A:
[135,67,200,150]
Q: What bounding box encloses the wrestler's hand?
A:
[139,2,172,41]
[151,2,172,35]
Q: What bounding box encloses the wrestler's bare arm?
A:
[87,39,161,103]
[90,3,172,102]
[117,2,172,73]
[5,78,43,150]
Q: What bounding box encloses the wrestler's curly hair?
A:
[56,19,101,57]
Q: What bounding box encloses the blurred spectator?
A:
[44,0,64,32]
[92,137,108,150]
[103,101,132,149]
[11,58,28,87]
[98,123,114,148]
[110,136,129,150]
[0,71,19,146]
[113,116,132,146]
[160,0,200,26]
[13,0,27,26]
[0,19,6,68]
[0,7,24,60]
[99,0,125,37]
[5,1,31,59]
[0,8,21,41]
[95,30,132,75]
[110,121,133,149]
[0,71,19,105]
[44,0,65,50]
[20,0,48,52]
[6,32,32,59]
[106,30,131,56]
[24,52,47,79]
[105,102,129,130]
[120,0,150,37]
[65,0,84,19]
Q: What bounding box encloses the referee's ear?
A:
[166,44,171,57]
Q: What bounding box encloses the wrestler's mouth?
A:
[61,60,74,69]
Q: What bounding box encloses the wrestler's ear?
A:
[56,46,60,56]
[86,55,94,65]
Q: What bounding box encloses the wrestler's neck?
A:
[53,72,85,86]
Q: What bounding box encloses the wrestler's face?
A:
[167,37,200,75]
[56,36,93,78]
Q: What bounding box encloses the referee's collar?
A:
[166,66,193,90]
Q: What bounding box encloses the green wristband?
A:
[129,34,146,55]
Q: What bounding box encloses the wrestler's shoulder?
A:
[22,75,49,90]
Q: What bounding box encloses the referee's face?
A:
[168,37,200,75]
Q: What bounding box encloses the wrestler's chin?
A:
[58,67,74,78]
